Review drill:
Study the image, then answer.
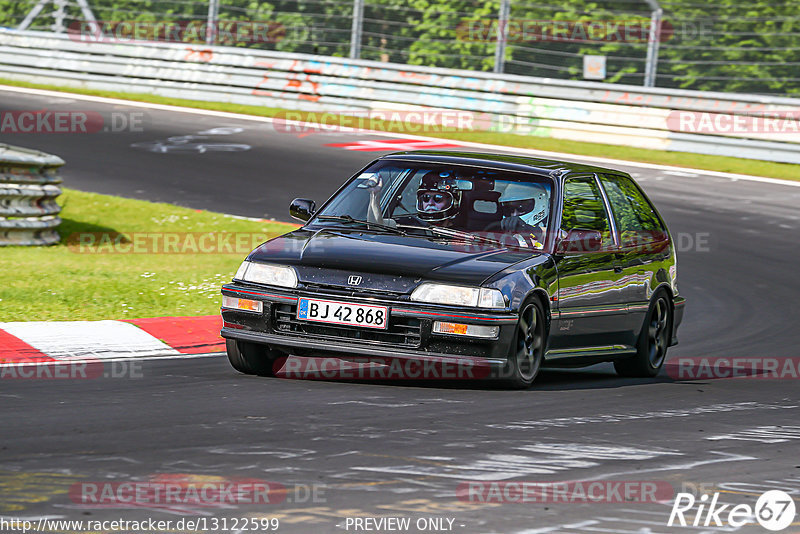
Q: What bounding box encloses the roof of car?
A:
[379,150,623,177]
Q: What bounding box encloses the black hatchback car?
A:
[221,151,684,388]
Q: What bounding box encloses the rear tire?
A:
[614,290,672,378]
[226,339,283,376]
[502,298,547,389]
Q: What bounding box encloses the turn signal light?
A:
[432,321,499,339]
[222,296,263,313]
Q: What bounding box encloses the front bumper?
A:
[220,283,517,372]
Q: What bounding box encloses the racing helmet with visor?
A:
[416,170,463,222]
[498,182,549,227]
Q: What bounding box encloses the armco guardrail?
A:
[1,30,799,164]
[0,144,63,246]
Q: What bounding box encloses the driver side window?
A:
[561,176,614,248]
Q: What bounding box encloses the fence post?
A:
[644,0,662,87]
[206,0,220,45]
[0,144,64,246]
[493,0,511,74]
[18,0,100,35]
[350,0,364,59]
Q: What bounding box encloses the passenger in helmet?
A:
[497,182,549,240]
[416,170,463,225]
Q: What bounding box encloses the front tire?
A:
[502,299,547,389]
[226,339,282,376]
[614,290,672,378]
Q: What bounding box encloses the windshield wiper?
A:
[316,215,409,236]
[316,216,511,249]
[395,224,506,249]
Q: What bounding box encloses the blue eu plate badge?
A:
[298,298,310,319]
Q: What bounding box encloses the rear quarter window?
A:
[599,174,666,247]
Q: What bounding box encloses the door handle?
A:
[614,265,623,273]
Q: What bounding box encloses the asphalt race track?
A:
[2,88,800,533]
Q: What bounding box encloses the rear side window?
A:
[561,176,614,247]
[599,174,666,246]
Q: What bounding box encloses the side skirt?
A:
[542,345,637,368]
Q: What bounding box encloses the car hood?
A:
[248,228,538,290]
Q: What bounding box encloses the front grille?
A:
[273,303,422,348]
[300,282,408,300]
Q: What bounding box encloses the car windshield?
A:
[312,160,554,249]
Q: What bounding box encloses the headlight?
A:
[410,283,505,309]
[234,261,298,288]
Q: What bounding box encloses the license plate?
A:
[297,298,388,329]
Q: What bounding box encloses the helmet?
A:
[416,170,463,222]
[498,182,549,227]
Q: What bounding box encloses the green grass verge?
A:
[4,77,798,181]
[0,188,298,321]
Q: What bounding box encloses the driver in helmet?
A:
[416,170,463,225]
[498,182,549,245]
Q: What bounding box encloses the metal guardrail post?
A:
[493,0,511,74]
[0,144,64,246]
[206,0,220,46]
[644,0,662,88]
[350,0,364,59]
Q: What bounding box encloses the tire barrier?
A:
[1,30,799,164]
[0,143,64,246]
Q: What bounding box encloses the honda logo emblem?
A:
[348,275,362,285]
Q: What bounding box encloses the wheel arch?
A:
[651,282,675,319]
[525,288,552,338]
[643,283,675,346]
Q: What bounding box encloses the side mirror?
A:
[556,228,603,254]
[289,198,316,222]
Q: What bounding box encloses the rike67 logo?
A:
[669,490,796,531]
